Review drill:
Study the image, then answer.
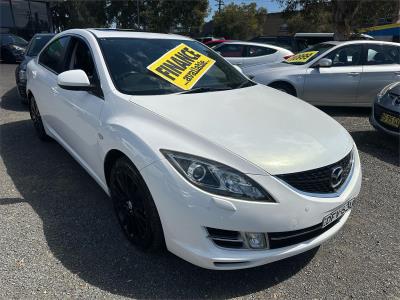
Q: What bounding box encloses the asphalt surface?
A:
[1,63,399,299]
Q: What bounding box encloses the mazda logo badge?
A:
[330,166,344,190]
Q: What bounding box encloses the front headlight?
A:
[377,82,399,101]
[10,44,25,52]
[161,150,274,202]
[19,69,26,81]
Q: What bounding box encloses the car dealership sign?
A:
[147,43,215,90]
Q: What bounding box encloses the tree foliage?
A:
[212,3,268,39]
[51,0,209,35]
[277,0,399,40]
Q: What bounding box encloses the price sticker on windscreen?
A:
[147,43,216,90]
[285,51,319,63]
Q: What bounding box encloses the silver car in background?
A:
[213,41,293,68]
[245,41,400,106]
[370,82,400,136]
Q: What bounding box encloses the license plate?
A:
[380,112,400,128]
[322,199,354,228]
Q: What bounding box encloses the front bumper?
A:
[140,147,362,270]
[370,103,400,137]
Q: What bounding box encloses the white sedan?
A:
[26,29,361,270]
[213,41,293,68]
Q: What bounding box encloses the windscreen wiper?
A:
[179,87,232,94]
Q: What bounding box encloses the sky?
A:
[206,0,284,21]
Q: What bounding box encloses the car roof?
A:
[86,28,192,40]
[295,33,334,37]
[319,40,400,46]
[33,33,54,37]
[217,41,289,51]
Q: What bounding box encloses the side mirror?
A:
[57,69,93,91]
[316,58,332,68]
[233,65,243,73]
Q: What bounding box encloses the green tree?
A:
[212,3,268,39]
[277,0,399,40]
[51,0,209,35]
[143,0,209,34]
[51,1,107,31]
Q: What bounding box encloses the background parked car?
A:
[0,33,28,63]
[249,36,308,53]
[213,41,293,68]
[15,33,54,101]
[195,36,225,44]
[294,32,375,46]
[245,40,400,107]
[370,81,400,136]
[204,39,233,48]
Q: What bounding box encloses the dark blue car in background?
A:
[15,33,54,102]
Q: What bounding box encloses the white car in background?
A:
[26,29,361,270]
[213,41,293,68]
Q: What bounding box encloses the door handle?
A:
[347,72,360,76]
[395,71,400,75]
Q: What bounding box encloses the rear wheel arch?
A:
[268,81,297,96]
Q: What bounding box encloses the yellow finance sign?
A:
[285,51,319,63]
[147,43,216,90]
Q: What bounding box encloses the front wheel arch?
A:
[104,149,126,188]
[268,81,297,96]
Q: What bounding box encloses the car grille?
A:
[374,103,400,132]
[276,151,353,194]
[268,217,341,249]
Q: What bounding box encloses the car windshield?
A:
[1,34,28,46]
[27,35,53,56]
[99,38,254,95]
[283,43,335,65]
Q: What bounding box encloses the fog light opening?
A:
[245,232,267,249]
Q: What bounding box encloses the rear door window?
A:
[246,46,277,57]
[215,44,245,57]
[365,44,400,65]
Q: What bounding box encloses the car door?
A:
[242,45,278,67]
[303,44,363,105]
[214,44,245,66]
[357,44,400,105]
[51,36,104,173]
[36,35,71,132]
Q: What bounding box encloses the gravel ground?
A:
[1,63,399,299]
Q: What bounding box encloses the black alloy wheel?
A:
[109,157,164,251]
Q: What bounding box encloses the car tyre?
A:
[269,82,296,96]
[110,156,165,252]
[29,96,50,141]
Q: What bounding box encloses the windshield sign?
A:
[284,43,335,65]
[147,43,215,90]
[285,51,318,63]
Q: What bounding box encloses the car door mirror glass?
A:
[57,69,92,91]
[318,58,332,67]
